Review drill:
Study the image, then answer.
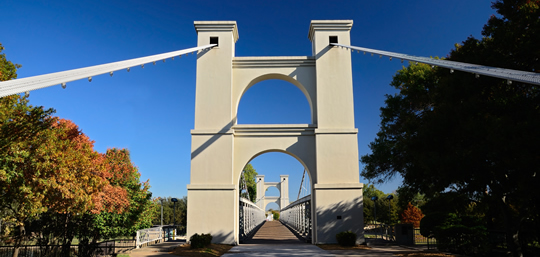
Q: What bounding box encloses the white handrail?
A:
[280,195,311,241]
[239,197,265,241]
[136,226,163,249]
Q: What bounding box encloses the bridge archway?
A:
[265,202,279,211]
[238,150,312,214]
[236,75,315,124]
[264,185,280,196]
[238,149,311,211]
[187,20,364,245]
[254,174,288,210]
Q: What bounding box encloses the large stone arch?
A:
[187,20,364,245]
[234,73,316,124]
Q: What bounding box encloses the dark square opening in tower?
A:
[210,37,219,46]
[329,36,338,44]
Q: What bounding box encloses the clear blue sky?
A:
[1,0,496,209]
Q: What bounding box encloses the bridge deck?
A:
[246,220,304,244]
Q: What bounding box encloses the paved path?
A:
[129,239,186,257]
[224,221,430,257]
[224,221,330,256]
[128,223,431,256]
[326,245,424,256]
[246,220,305,244]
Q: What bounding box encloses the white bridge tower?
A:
[187,20,364,245]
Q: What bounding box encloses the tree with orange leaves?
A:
[0,96,155,256]
[400,202,424,228]
[0,96,106,256]
[0,45,155,256]
[90,148,155,239]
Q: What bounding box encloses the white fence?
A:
[136,227,163,249]
[239,197,266,242]
[280,195,311,241]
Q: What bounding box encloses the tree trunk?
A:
[11,248,19,257]
[61,213,74,257]
[500,198,523,257]
[506,224,523,257]
[11,225,25,257]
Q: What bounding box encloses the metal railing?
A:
[239,197,265,242]
[0,240,135,257]
[136,226,163,249]
[365,223,396,241]
[0,245,74,257]
[280,195,311,242]
[414,228,437,249]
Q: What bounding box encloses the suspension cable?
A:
[297,169,306,201]
[332,43,540,86]
[240,170,250,201]
[0,44,217,98]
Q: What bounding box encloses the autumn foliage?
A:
[91,148,135,214]
[0,44,154,257]
[400,202,424,228]
[0,96,154,254]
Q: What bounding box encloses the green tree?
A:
[89,148,156,240]
[272,211,279,220]
[239,164,258,202]
[152,196,187,229]
[0,43,21,81]
[8,121,154,256]
[0,45,155,255]
[362,184,398,225]
[0,100,106,256]
[361,1,540,255]
[420,211,488,255]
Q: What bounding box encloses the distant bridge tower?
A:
[255,175,289,210]
[187,20,364,245]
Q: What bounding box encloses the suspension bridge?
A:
[1,20,538,249]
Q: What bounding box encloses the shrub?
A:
[190,233,213,249]
[421,212,489,255]
[336,231,356,247]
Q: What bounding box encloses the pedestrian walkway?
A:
[128,223,434,257]
[247,220,305,244]
[224,221,330,256]
[129,239,186,257]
